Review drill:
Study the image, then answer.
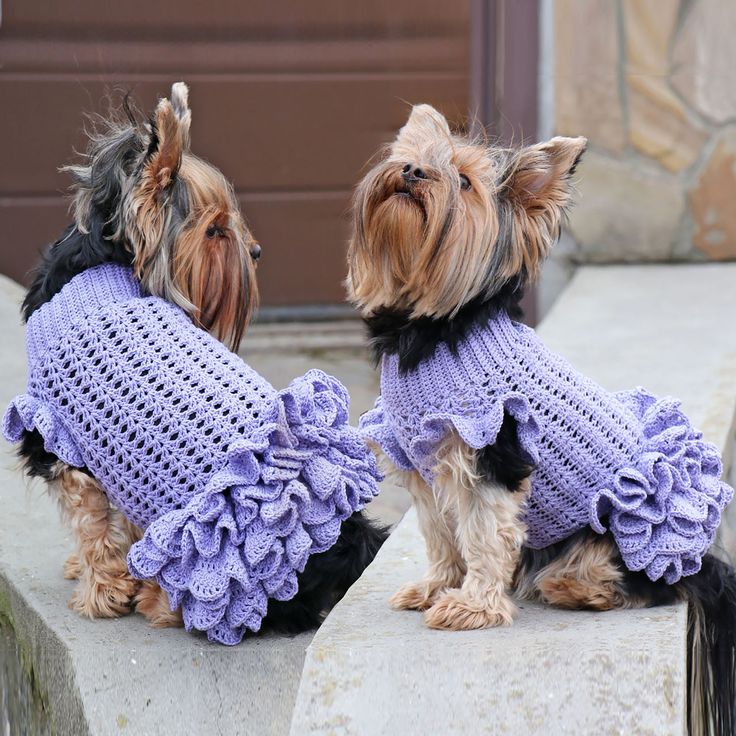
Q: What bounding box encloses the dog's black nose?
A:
[401,164,427,181]
[250,243,261,261]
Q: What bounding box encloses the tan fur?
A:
[127,92,257,352]
[166,157,257,350]
[55,467,182,628]
[62,552,83,580]
[367,442,464,611]
[425,435,528,630]
[133,580,183,628]
[346,104,586,320]
[52,468,141,617]
[389,469,466,612]
[385,433,528,631]
[531,535,629,611]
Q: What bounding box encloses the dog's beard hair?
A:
[348,126,581,319]
[349,153,522,319]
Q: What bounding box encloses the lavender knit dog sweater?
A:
[361,312,732,584]
[3,264,380,644]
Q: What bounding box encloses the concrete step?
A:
[291,508,687,735]
[290,263,736,735]
[243,320,366,354]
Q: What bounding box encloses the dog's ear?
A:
[169,82,192,148]
[392,104,453,159]
[144,82,191,190]
[501,136,587,221]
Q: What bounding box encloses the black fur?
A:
[365,275,525,373]
[677,554,736,736]
[476,414,535,491]
[262,512,389,634]
[18,429,60,483]
[22,218,132,323]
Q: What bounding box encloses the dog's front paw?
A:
[390,580,445,611]
[69,566,138,619]
[424,589,515,630]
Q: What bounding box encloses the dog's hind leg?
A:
[531,532,629,611]
[134,580,183,628]
[54,466,139,618]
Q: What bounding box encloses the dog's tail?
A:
[677,553,736,736]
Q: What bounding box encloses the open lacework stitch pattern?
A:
[361,312,732,584]
[3,265,380,644]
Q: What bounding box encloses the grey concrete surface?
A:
[291,509,687,736]
[291,263,736,736]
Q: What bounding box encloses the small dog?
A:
[8,83,385,641]
[347,104,736,734]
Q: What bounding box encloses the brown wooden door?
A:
[0,1,470,312]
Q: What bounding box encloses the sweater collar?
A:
[382,309,527,377]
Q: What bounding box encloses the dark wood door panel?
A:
[0,77,468,195]
[3,1,468,38]
[0,1,471,307]
[0,195,351,305]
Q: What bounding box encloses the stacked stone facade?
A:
[545,0,736,280]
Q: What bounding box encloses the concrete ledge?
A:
[292,509,687,735]
[291,263,736,735]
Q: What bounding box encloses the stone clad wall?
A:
[546,0,736,271]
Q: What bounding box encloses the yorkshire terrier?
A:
[9,83,385,639]
[347,104,736,734]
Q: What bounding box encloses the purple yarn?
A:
[3,264,380,644]
[361,312,732,584]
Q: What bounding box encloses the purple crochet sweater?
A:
[361,312,732,584]
[3,264,380,644]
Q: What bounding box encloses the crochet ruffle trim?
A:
[127,369,381,645]
[360,390,541,479]
[590,388,732,584]
[3,394,85,468]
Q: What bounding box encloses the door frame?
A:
[470,0,540,324]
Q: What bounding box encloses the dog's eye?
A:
[459,174,471,191]
[205,225,218,239]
